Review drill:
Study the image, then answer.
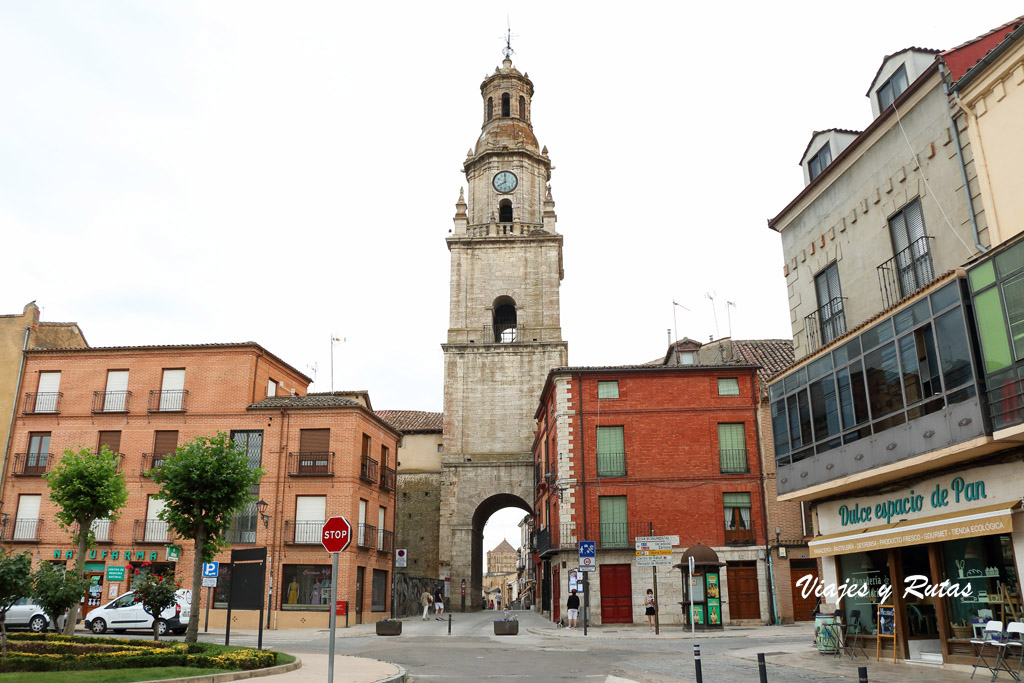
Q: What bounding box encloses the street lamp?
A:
[257,499,271,529]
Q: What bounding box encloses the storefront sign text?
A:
[53,549,162,562]
[837,477,987,527]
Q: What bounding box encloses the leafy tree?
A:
[131,562,181,641]
[0,550,34,657]
[151,432,263,643]
[45,445,129,634]
[32,562,88,633]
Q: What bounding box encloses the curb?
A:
[377,663,409,682]
[152,656,303,682]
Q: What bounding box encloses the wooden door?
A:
[599,564,632,624]
[82,572,104,619]
[552,566,560,623]
[355,567,364,625]
[726,563,761,620]
[790,562,819,621]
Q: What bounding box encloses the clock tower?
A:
[439,53,568,605]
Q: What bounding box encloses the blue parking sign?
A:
[202,562,219,578]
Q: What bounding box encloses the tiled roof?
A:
[554,362,758,373]
[944,15,1024,85]
[490,539,517,554]
[248,395,361,409]
[374,410,443,434]
[732,339,795,385]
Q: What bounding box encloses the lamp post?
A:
[257,499,271,528]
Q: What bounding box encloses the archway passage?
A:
[470,494,531,611]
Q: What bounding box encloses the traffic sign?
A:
[635,535,678,545]
[202,562,219,578]
[202,577,218,588]
[636,556,673,567]
[636,549,673,556]
[396,548,407,568]
[322,516,352,553]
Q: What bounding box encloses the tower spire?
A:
[502,17,516,61]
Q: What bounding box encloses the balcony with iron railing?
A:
[92,390,131,413]
[595,452,626,478]
[284,520,323,544]
[23,392,61,415]
[72,519,115,543]
[377,529,394,553]
[878,235,936,310]
[140,453,169,473]
[360,456,378,484]
[804,297,847,354]
[379,465,396,491]
[535,522,653,554]
[148,389,188,413]
[718,448,749,474]
[288,452,334,477]
[357,523,377,549]
[466,221,544,238]
[11,453,52,476]
[133,519,170,543]
[3,518,43,542]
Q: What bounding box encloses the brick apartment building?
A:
[1,342,399,629]
[532,359,768,627]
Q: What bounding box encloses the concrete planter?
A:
[493,620,519,636]
[376,620,403,636]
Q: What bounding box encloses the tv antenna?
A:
[726,301,736,338]
[706,292,720,339]
[671,300,690,345]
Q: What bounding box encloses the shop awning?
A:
[808,501,1021,558]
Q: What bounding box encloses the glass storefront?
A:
[281,564,332,611]
[837,549,892,634]
[941,534,1020,637]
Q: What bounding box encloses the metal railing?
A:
[4,518,43,542]
[92,390,131,413]
[719,448,749,473]
[285,520,323,544]
[141,453,168,472]
[724,527,756,545]
[595,451,626,477]
[11,453,52,476]
[148,389,188,412]
[72,519,114,543]
[537,522,654,551]
[377,529,394,553]
[23,392,61,414]
[360,456,378,484]
[379,465,396,491]
[804,297,847,353]
[357,523,376,549]
[466,221,544,238]
[877,235,936,309]
[133,519,170,543]
[288,452,334,476]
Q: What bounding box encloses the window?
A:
[597,381,619,399]
[718,424,747,473]
[598,496,628,547]
[595,426,625,477]
[437,443,443,453]
[145,496,168,543]
[801,502,814,537]
[717,378,739,396]
[678,351,697,365]
[486,97,493,121]
[492,296,517,343]
[230,430,263,544]
[25,433,50,475]
[358,499,368,546]
[361,434,371,457]
[281,564,332,610]
[14,494,41,540]
[501,92,510,117]
[98,431,121,456]
[377,507,386,551]
[498,199,513,222]
[889,199,933,297]
[103,370,129,411]
[152,431,178,469]
[34,371,60,413]
[371,569,388,612]
[158,369,185,411]
[380,444,389,468]
[877,64,909,110]
[295,496,326,544]
[814,262,846,345]
[91,517,111,542]
[807,142,832,181]
[267,379,277,397]
[297,428,330,475]
[723,492,754,544]
[518,95,526,120]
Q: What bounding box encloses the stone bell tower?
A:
[439,52,568,606]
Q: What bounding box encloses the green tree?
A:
[45,445,129,634]
[131,562,181,641]
[0,550,34,657]
[32,562,88,633]
[151,432,263,643]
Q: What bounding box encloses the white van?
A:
[84,589,191,636]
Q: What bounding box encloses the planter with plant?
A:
[493,609,518,635]
[376,618,402,636]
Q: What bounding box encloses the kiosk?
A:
[674,543,725,630]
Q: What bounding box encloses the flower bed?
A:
[376,619,403,636]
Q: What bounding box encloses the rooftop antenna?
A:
[501,16,517,59]
[706,292,720,339]
[672,300,690,345]
[306,362,319,388]
[726,301,736,338]
[330,335,347,393]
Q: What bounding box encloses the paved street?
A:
[116,610,988,682]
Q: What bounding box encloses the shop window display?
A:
[838,550,892,633]
[942,534,1021,637]
[281,565,332,611]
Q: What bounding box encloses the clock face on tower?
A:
[492,171,518,193]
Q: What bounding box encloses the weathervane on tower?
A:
[502,17,516,59]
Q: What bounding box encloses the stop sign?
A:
[321,516,352,553]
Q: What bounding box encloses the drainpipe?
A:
[753,375,778,625]
[939,62,987,255]
[2,327,32,496]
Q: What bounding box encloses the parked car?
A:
[84,589,191,636]
[3,598,68,632]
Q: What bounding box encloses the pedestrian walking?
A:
[420,588,433,620]
[566,589,580,629]
[644,588,656,631]
[496,588,502,610]
[434,585,445,621]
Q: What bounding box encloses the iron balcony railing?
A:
[141,453,169,473]
[12,453,52,476]
[285,520,322,544]
[92,390,131,413]
[357,523,376,549]
[288,452,334,476]
[535,462,543,490]
[534,526,551,554]
[537,522,654,552]
[595,451,627,477]
[228,512,258,545]
[23,392,61,414]
[724,526,756,545]
[72,519,114,543]
[719,448,749,473]
[379,465,396,491]
[360,456,378,484]
[4,518,43,542]
[804,297,847,353]
[148,389,188,413]
[878,235,936,310]
[377,529,394,553]
[133,519,170,543]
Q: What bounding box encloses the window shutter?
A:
[37,372,60,394]
[98,431,121,453]
[299,429,330,453]
[358,499,367,526]
[296,496,326,522]
[718,424,745,451]
[153,431,178,455]
[905,200,926,243]
[723,492,751,507]
[599,496,627,524]
[105,370,129,393]
[147,497,167,520]
[161,369,185,392]
[596,426,624,453]
[16,495,41,520]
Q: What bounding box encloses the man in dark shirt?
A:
[566,589,580,629]
[434,586,445,621]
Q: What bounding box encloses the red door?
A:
[790,562,819,621]
[599,564,632,624]
[552,567,560,623]
[726,563,761,620]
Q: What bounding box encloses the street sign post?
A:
[322,516,352,683]
[202,562,219,578]
[578,540,596,572]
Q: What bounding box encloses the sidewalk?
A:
[269,654,405,683]
[525,621,809,639]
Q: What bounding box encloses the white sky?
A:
[3,1,1019,563]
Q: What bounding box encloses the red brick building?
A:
[532,357,768,627]
[1,342,399,629]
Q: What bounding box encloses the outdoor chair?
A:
[971,620,1004,679]
[991,621,1024,681]
[838,609,867,659]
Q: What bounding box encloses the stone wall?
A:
[396,471,441,578]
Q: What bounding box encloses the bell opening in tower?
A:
[487,97,493,122]
[519,95,526,121]
[493,297,517,343]
[501,93,511,117]
[498,200,513,223]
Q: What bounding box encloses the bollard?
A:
[757,653,768,683]
[448,613,452,635]
[693,643,703,683]
[858,665,868,682]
